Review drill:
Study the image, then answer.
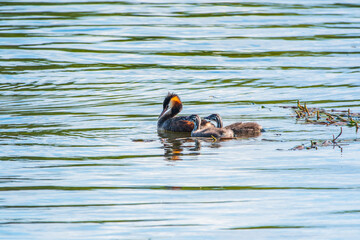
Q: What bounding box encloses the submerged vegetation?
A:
[290,127,346,151]
[292,100,359,132]
[286,101,360,151]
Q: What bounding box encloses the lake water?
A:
[1,0,360,239]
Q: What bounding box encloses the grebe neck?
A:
[191,116,201,134]
[157,103,182,127]
[216,115,223,128]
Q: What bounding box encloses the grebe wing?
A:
[225,122,262,135]
[163,117,194,132]
[192,128,233,138]
[192,129,220,138]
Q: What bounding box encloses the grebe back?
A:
[204,113,263,135]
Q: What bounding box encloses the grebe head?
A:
[159,92,183,119]
[204,113,222,128]
[187,114,201,131]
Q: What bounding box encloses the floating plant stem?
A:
[297,100,305,111]
[304,103,310,115]
[285,101,359,151]
[332,127,343,143]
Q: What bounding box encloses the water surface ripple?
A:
[1,0,360,239]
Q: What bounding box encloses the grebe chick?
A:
[157,93,214,132]
[187,114,234,138]
[204,113,263,135]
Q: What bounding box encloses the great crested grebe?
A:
[204,113,263,135]
[187,114,234,138]
[157,93,214,132]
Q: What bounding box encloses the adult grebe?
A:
[157,93,213,132]
[187,114,233,138]
[204,113,263,135]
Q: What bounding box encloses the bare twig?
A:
[304,103,310,115]
[332,127,343,143]
[290,127,346,151]
[324,112,334,121]
[297,100,305,111]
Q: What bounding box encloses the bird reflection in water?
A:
[158,131,201,161]
[158,129,263,161]
[157,130,246,161]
